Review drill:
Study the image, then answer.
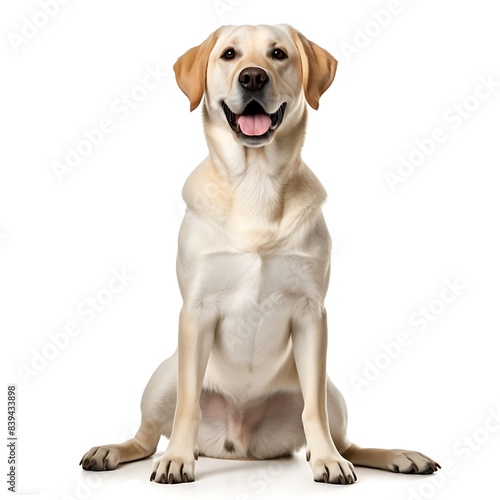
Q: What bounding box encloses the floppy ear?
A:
[173,30,220,112]
[289,27,337,110]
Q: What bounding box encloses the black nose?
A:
[239,67,268,92]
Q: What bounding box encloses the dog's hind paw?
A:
[80,446,120,471]
[387,450,441,475]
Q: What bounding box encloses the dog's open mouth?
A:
[222,101,287,137]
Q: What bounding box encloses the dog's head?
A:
[174,25,337,148]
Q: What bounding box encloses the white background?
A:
[1,0,500,499]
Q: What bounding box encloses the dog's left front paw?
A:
[310,455,357,485]
[150,454,195,484]
[387,450,441,475]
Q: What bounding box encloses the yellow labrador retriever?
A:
[80,24,440,485]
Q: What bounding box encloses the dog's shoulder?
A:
[285,164,327,208]
[182,157,232,222]
[281,163,327,230]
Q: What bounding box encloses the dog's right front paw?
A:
[80,446,120,471]
[150,454,195,484]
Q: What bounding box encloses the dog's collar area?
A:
[222,101,287,138]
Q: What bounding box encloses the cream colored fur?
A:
[80,24,439,485]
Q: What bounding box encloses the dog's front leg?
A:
[150,307,215,484]
[292,306,357,485]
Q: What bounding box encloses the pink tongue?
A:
[238,114,271,136]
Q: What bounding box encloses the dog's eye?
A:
[222,48,236,60]
[272,48,287,60]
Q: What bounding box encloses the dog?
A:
[80,24,440,485]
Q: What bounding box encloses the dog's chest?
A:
[180,198,330,329]
[201,250,316,305]
[199,249,323,356]
[199,250,314,388]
